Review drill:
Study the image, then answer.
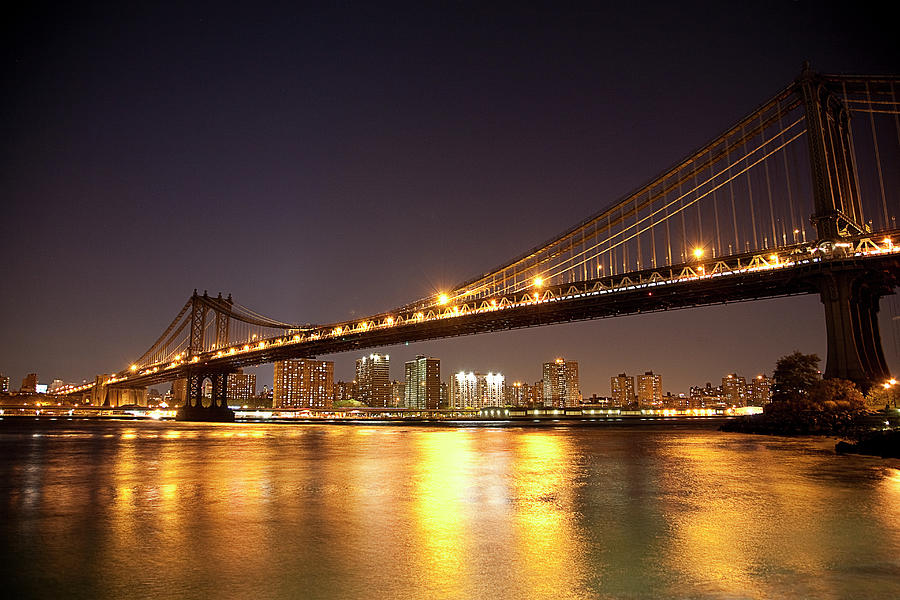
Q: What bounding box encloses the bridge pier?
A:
[175,371,235,422]
[816,268,894,390]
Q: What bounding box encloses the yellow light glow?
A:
[534,277,544,287]
[438,293,449,305]
[129,364,137,371]
[693,248,704,259]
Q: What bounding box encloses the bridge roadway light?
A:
[692,248,704,259]
[438,293,449,305]
[533,277,544,287]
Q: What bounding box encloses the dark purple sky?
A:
[3,2,898,395]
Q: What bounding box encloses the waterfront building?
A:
[404,355,441,409]
[689,383,726,408]
[748,374,773,406]
[610,373,636,407]
[722,374,748,406]
[481,372,505,407]
[506,381,529,406]
[451,372,479,409]
[529,380,544,406]
[440,382,449,408]
[48,379,66,393]
[391,380,406,407]
[333,380,357,404]
[274,359,334,408]
[637,371,663,408]
[20,373,38,394]
[227,369,257,404]
[451,371,504,408]
[171,379,187,406]
[356,354,390,407]
[0,374,9,393]
[542,358,580,407]
[582,394,614,408]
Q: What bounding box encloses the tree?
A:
[807,379,865,412]
[772,351,820,402]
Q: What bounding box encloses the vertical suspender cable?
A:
[761,112,777,248]
[743,124,759,251]
[649,186,657,267]
[728,138,739,253]
[711,145,721,257]
[865,81,889,228]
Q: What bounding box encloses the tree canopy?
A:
[772,351,820,402]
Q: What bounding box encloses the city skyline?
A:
[2,4,898,397]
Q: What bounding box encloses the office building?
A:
[404,355,441,409]
[356,354,390,407]
[610,373,636,407]
[274,359,334,408]
[543,358,580,407]
[637,371,663,407]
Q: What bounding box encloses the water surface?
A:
[2,419,899,599]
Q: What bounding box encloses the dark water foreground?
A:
[2,419,899,599]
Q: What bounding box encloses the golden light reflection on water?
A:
[412,429,475,597]
[5,422,900,599]
[512,433,586,598]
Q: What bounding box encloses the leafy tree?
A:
[772,351,820,402]
[807,378,865,411]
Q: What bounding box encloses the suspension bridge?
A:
[58,66,900,420]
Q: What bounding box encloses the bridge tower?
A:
[176,291,236,422]
[800,65,893,389]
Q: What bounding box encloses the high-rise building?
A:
[356,354,390,407]
[404,355,441,409]
[529,380,544,406]
[689,383,725,408]
[506,381,529,406]
[480,372,505,407]
[722,374,748,406]
[0,374,9,393]
[450,371,505,408]
[543,358,580,407]
[440,382,449,408]
[610,373,635,407]
[333,380,357,404]
[227,369,257,404]
[20,373,38,394]
[391,381,406,407]
[451,372,479,409]
[274,359,334,408]
[748,374,773,406]
[171,379,187,406]
[637,371,663,407]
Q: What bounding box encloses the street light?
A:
[693,247,704,259]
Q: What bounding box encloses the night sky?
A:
[3,2,898,396]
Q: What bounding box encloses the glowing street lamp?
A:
[692,247,704,259]
[533,277,544,288]
[438,293,449,305]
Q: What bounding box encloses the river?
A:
[1,419,899,599]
